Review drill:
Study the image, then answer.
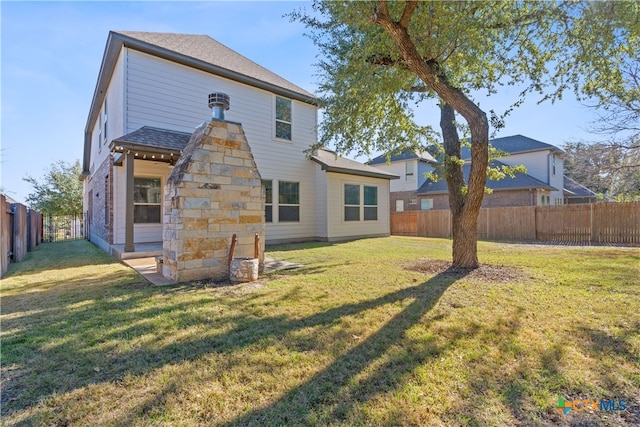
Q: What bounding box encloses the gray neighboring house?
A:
[370,134,596,211]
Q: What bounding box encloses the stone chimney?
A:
[162,94,265,282]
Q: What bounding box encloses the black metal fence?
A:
[42,214,84,242]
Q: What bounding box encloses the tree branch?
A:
[399,0,418,29]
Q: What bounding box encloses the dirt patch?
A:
[405,259,529,283]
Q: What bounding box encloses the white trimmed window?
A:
[344,184,378,221]
[134,177,161,223]
[396,200,404,212]
[278,181,299,222]
[275,96,292,140]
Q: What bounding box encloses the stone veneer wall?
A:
[162,119,265,282]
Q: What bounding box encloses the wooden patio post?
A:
[124,152,135,252]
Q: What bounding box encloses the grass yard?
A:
[1,237,638,426]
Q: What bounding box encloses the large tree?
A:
[24,160,83,215]
[565,55,640,201]
[294,0,636,268]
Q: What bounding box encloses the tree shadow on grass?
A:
[219,268,471,426]
[2,262,470,424]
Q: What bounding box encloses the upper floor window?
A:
[405,162,414,181]
[552,154,556,176]
[275,96,292,140]
[103,98,108,144]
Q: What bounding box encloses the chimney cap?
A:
[208,92,230,110]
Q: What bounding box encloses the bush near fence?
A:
[391,201,640,245]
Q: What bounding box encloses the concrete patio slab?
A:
[123,256,302,286]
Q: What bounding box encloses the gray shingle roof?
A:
[417,160,557,195]
[367,149,436,165]
[312,148,399,180]
[563,175,597,197]
[112,126,191,152]
[114,31,315,100]
[460,134,565,159]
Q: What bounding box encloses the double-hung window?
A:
[344,184,378,221]
[344,184,360,221]
[134,177,161,223]
[275,96,292,140]
[278,181,299,222]
[363,185,378,220]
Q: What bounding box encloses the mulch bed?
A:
[405,259,529,283]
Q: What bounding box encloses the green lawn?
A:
[1,238,638,426]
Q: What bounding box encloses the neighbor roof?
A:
[311,148,400,180]
[83,31,317,175]
[367,149,436,165]
[460,134,565,160]
[417,160,557,195]
[563,175,597,197]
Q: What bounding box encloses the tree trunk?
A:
[440,103,481,269]
[375,2,489,268]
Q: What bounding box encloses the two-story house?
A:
[369,135,572,211]
[367,150,436,211]
[82,31,397,258]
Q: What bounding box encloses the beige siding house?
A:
[83,31,397,257]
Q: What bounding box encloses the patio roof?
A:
[111,126,192,164]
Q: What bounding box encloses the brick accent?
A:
[85,155,113,244]
[390,191,420,212]
[163,119,265,283]
[418,189,548,210]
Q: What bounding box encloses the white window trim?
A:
[342,182,379,223]
[133,176,163,224]
[274,96,293,143]
[276,179,300,223]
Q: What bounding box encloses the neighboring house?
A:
[82,31,398,257]
[370,134,591,211]
[367,150,436,211]
[563,175,598,204]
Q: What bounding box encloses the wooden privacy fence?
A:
[391,202,640,245]
[1,195,44,278]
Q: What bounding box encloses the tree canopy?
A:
[293,0,638,267]
[24,160,83,215]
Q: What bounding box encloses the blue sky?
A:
[1,1,599,204]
